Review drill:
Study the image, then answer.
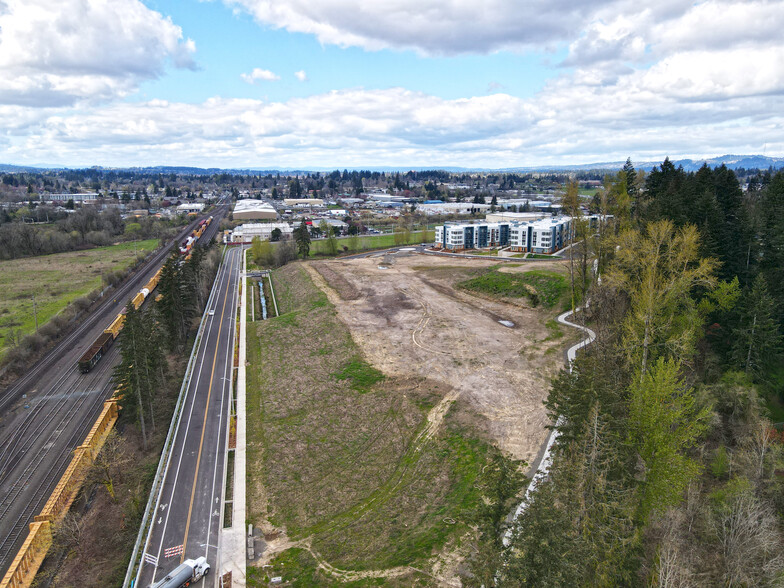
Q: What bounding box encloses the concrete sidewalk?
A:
[219,249,247,586]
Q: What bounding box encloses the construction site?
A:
[310,252,571,463]
[245,250,576,586]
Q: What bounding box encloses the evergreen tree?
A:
[731,274,782,378]
[157,253,195,351]
[113,303,165,449]
[294,220,311,259]
[622,157,637,200]
[760,171,784,323]
[642,158,688,226]
[288,178,302,199]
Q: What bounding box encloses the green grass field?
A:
[246,264,514,584]
[458,268,568,308]
[309,230,434,257]
[0,239,158,358]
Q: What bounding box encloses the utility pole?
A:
[32,294,38,332]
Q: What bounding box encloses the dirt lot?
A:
[246,255,575,585]
[310,253,570,465]
[247,263,513,585]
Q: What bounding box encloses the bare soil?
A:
[307,253,569,464]
[246,256,573,586]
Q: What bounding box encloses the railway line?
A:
[0,212,218,413]
[0,205,228,577]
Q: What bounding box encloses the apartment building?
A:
[435,221,510,250]
[435,216,575,254]
[511,217,573,253]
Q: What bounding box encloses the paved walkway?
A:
[220,249,248,585]
[502,305,596,546]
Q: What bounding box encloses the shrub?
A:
[74,296,92,312]
[711,445,730,479]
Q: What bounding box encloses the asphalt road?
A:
[0,205,228,577]
[138,245,241,587]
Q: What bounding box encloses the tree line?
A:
[470,160,784,586]
[113,243,221,449]
[0,206,188,260]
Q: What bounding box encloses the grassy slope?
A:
[0,239,158,357]
[246,264,504,586]
[458,269,568,308]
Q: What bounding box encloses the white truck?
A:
[149,557,210,588]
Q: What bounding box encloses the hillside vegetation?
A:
[498,163,784,586]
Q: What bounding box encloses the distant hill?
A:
[498,155,784,173]
[0,163,56,173]
[1,155,783,175]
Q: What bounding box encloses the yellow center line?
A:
[181,251,234,560]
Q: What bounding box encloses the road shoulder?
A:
[220,247,248,585]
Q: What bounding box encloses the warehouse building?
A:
[229,222,293,243]
[417,202,490,215]
[177,202,204,214]
[233,199,278,220]
[283,198,324,208]
[484,211,548,223]
[43,192,100,204]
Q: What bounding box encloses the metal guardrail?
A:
[123,247,228,588]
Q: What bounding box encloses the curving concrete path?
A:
[502,305,596,546]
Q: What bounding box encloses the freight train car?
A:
[76,267,162,372]
[77,216,210,373]
[179,216,213,256]
[77,332,114,373]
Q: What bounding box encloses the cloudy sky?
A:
[0,0,782,168]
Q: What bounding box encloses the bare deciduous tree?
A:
[88,429,130,501]
[715,487,784,587]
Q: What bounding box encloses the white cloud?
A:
[1,0,782,167]
[222,0,619,55]
[0,0,196,107]
[561,15,646,67]
[652,0,784,53]
[3,81,783,168]
[241,68,281,83]
[294,70,308,82]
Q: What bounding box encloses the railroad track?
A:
[0,345,113,484]
[0,205,228,575]
[0,376,115,566]
[0,204,227,414]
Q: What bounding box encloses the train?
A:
[76,215,213,373]
[180,216,213,258]
[77,266,163,373]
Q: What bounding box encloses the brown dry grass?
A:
[246,264,505,582]
[311,261,361,300]
[311,253,570,464]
